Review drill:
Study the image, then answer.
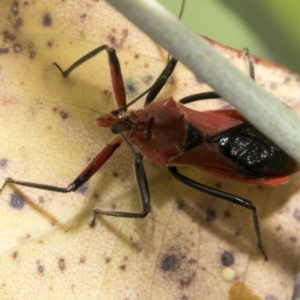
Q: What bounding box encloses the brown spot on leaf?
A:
[43,13,52,26]
[176,201,185,210]
[124,79,137,96]
[120,264,126,271]
[159,244,197,289]
[53,107,69,120]
[142,74,153,85]
[221,250,234,266]
[108,34,115,45]
[107,28,128,48]
[103,89,112,99]
[10,193,25,209]
[37,265,44,273]
[16,18,23,27]
[0,48,9,54]
[3,31,15,42]
[58,258,66,271]
[29,51,35,59]
[215,181,222,189]
[168,77,174,85]
[93,192,99,199]
[224,210,231,218]
[234,229,241,237]
[161,253,180,272]
[205,209,216,221]
[0,158,8,168]
[179,275,194,288]
[59,110,68,120]
[294,209,300,221]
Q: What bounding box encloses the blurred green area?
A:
[158,0,300,74]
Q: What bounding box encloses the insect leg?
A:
[111,57,179,114]
[53,45,127,109]
[0,135,122,194]
[112,56,179,113]
[242,48,255,80]
[144,58,178,106]
[179,91,221,104]
[91,126,151,226]
[168,166,268,260]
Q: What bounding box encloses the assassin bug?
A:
[1,45,297,260]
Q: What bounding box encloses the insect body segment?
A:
[97,97,297,184]
[97,98,189,165]
[208,122,297,183]
[1,44,298,260]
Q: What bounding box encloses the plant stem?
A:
[106,0,300,164]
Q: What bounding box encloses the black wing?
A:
[208,122,297,177]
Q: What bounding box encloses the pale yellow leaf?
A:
[0,1,299,300]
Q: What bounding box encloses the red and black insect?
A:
[1,45,297,260]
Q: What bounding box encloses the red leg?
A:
[53,45,127,108]
[1,135,122,193]
[90,127,151,227]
